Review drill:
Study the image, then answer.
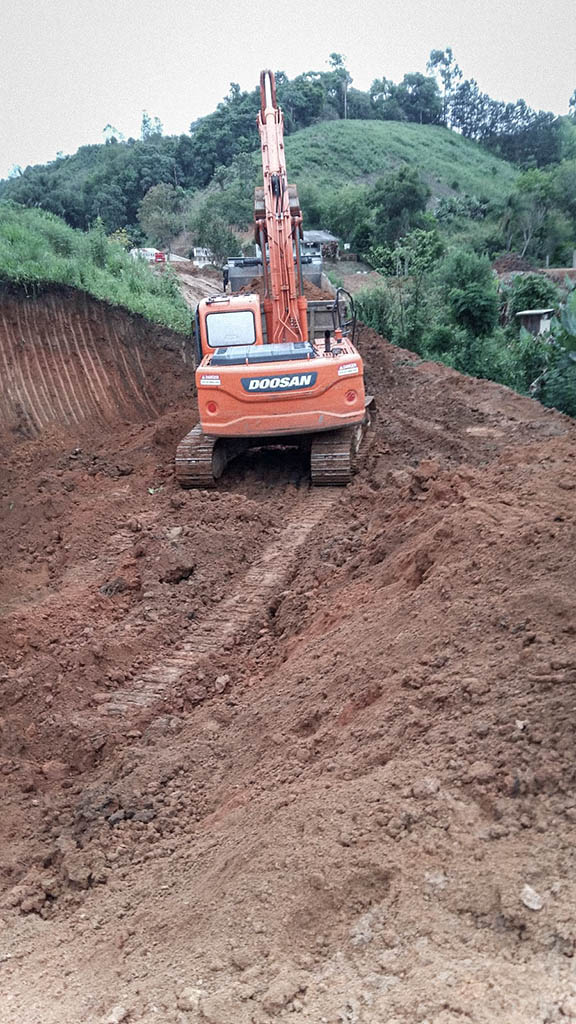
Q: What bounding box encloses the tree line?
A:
[1,50,573,236]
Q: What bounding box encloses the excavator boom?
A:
[255,70,308,345]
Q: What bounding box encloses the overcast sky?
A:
[1,0,574,180]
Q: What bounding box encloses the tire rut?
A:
[76,489,340,721]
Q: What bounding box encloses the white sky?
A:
[1,0,574,180]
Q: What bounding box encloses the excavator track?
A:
[176,425,252,488]
[175,425,220,489]
[310,397,376,486]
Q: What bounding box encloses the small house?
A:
[515,309,554,335]
[302,230,339,260]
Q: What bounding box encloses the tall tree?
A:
[396,74,442,125]
[327,53,352,119]
[140,111,163,141]
[427,48,462,126]
[370,166,430,243]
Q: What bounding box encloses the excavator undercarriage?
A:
[175,396,376,488]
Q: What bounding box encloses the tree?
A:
[370,167,430,243]
[369,78,404,121]
[103,124,124,143]
[439,250,498,336]
[395,74,442,125]
[513,169,554,257]
[427,48,462,126]
[190,213,239,266]
[141,111,163,141]
[569,90,576,120]
[506,273,559,323]
[90,182,127,232]
[322,184,371,241]
[450,79,490,139]
[138,183,186,251]
[326,53,352,119]
[276,74,325,129]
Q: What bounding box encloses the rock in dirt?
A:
[40,760,69,782]
[262,972,306,1013]
[412,776,440,798]
[521,884,544,911]
[177,987,203,1012]
[200,989,242,1023]
[467,761,495,783]
[102,1006,129,1024]
[133,808,156,823]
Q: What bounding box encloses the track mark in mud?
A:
[102,490,339,713]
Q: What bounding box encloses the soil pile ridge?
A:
[1,292,576,1023]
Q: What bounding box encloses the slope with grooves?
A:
[0,285,190,446]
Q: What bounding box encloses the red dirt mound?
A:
[238,275,333,300]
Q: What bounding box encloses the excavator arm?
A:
[255,70,308,345]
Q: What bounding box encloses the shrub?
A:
[506,273,559,322]
[355,285,397,339]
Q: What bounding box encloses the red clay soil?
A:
[238,276,333,301]
[1,287,576,1024]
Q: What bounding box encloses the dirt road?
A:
[1,285,576,1023]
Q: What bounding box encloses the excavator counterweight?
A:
[176,70,374,487]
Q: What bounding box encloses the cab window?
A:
[206,310,256,347]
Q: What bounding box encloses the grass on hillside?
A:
[0,204,191,333]
[284,120,518,200]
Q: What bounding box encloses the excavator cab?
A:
[195,294,264,360]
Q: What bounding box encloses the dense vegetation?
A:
[0,205,190,333]
[356,256,576,417]
[1,50,573,238]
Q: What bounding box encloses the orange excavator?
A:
[176,70,373,487]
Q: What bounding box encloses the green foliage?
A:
[138,184,186,250]
[320,184,370,241]
[189,211,240,266]
[0,203,190,332]
[506,273,559,321]
[427,48,462,126]
[447,281,499,336]
[355,286,397,339]
[141,111,163,140]
[369,228,444,276]
[370,167,430,243]
[108,226,133,249]
[438,248,494,291]
[284,120,517,201]
[435,249,498,336]
[395,73,442,125]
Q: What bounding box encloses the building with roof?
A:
[515,309,555,335]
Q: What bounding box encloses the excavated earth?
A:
[1,284,576,1024]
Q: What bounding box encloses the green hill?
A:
[284,120,518,200]
[192,119,519,255]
